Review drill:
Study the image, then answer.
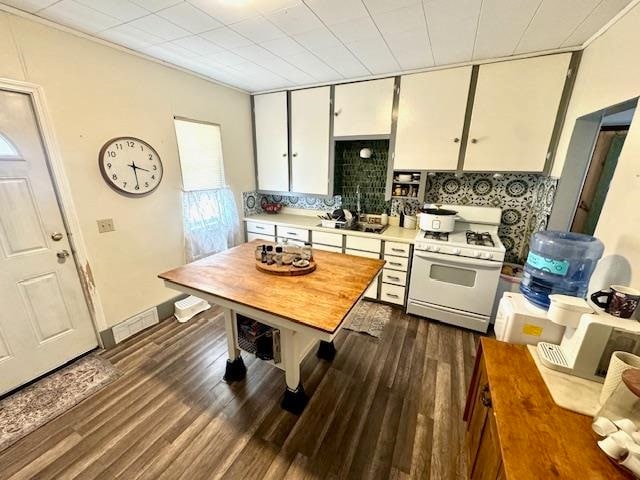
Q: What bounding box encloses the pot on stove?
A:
[418,205,459,233]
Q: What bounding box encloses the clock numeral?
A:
[123,182,127,188]
[148,153,153,161]
[152,165,157,170]
[135,185,140,190]
[151,175,156,180]
[107,151,116,158]
[127,141,135,148]
[107,163,112,169]
[144,182,149,188]
[115,143,123,150]
[112,174,117,180]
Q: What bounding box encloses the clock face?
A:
[99,137,163,196]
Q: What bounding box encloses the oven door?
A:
[409,251,502,316]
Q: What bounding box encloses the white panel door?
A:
[290,86,331,195]
[333,78,395,137]
[0,89,97,395]
[464,53,571,172]
[394,67,472,170]
[254,92,289,192]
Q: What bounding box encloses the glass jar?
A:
[596,369,640,429]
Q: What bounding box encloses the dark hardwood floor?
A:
[0,305,479,479]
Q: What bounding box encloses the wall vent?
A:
[112,307,159,344]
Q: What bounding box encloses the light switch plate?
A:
[97,218,115,233]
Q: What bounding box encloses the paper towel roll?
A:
[620,452,640,477]
[600,352,640,405]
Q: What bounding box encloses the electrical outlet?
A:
[97,218,115,233]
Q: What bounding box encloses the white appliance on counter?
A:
[407,205,506,333]
[494,292,566,344]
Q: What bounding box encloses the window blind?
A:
[174,118,226,191]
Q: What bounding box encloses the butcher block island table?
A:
[159,240,384,413]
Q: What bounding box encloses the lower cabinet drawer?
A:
[246,221,275,236]
[247,232,275,242]
[346,236,381,254]
[384,241,410,257]
[384,255,409,272]
[312,231,343,247]
[276,226,310,242]
[382,268,407,286]
[345,248,379,259]
[380,283,405,305]
[313,243,342,253]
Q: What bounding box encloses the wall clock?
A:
[98,137,163,196]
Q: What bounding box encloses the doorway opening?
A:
[570,108,634,234]
[548,98,638,232]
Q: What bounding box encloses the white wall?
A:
[0,11,255,329]
[553,4,640,289]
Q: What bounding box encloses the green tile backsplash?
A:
[333,140,390,214]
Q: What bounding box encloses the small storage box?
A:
[494,292,565,345]
[236,314,281,363]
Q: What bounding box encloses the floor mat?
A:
[343,301,393,339]
[0,354,120,452]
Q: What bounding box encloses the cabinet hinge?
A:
[567,68,572,79]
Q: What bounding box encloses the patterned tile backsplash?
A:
[242,173,557,264]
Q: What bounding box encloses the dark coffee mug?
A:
[591,285,640,319]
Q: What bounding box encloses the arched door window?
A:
[0,133,20,159]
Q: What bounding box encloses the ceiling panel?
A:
[40,0,121,33]
[304,0,368,26]
[75,0,147,22]
[515,0,600,54]
[1,0,633,92]
[156,2,222,33]
[562,0,631,46]
[424,0,482,64]
[473,0,542,59]
[200,26,253,49]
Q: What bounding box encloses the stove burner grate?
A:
[423,231,449,241]
[466,231,495,247]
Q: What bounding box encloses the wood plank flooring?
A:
[0,305,479,479]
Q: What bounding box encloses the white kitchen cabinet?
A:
[247,232,275,242]
[333,78,395,137]
[253,92,289,191]
[313,244,342,253]
[290,86,331,195]
[345,248,379,300]
[394,67,472,171]
[463,53,571,172]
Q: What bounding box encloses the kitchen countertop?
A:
[244,213,419,244]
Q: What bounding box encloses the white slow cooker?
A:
[418,206,459,232]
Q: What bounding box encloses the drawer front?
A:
[314,243,342,253]
[384,254,408,272]
[247,232,275,242]
[276,236,305,247]
[277,226,310,242]
[346,236,381,254]
[384,241,410,257]
[312,230,343,247]
[246,221,276,236]
[380,283,405,305]
[345,248,379,259]
[382,268,407,286]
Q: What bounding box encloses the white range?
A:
[407,205,506,333]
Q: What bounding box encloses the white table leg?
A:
[280,327,308,414]
[222,307,246,382]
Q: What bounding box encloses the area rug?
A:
[343,302,392,339]
[0,354,120,453]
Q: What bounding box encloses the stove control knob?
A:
[474,251,482,258]
[432,246,440,252]
[452,248,461,255]
[425,245,432,252]
[485,253,494,260]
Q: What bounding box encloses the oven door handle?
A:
[414,251,502,269]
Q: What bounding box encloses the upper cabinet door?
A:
[333,78,395,137]
[464,53,571,172]
[254,92,289,192]
[394,67,472,170]
[290,86,331,195]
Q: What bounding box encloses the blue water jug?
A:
[520,231,604,309]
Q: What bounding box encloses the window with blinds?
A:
[174,118,226,191]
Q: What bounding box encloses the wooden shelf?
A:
[391,195,420,200]
[392,181,420,185]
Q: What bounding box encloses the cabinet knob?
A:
[334,108,341,117]
[282,153,287,157]
[471,138,478,144]
[453,138,460,143]
[481,384,492,408]
[292,153,298,157]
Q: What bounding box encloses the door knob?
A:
[51,232,64,241]
[56,250,70,259]
[470,138,478,144]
